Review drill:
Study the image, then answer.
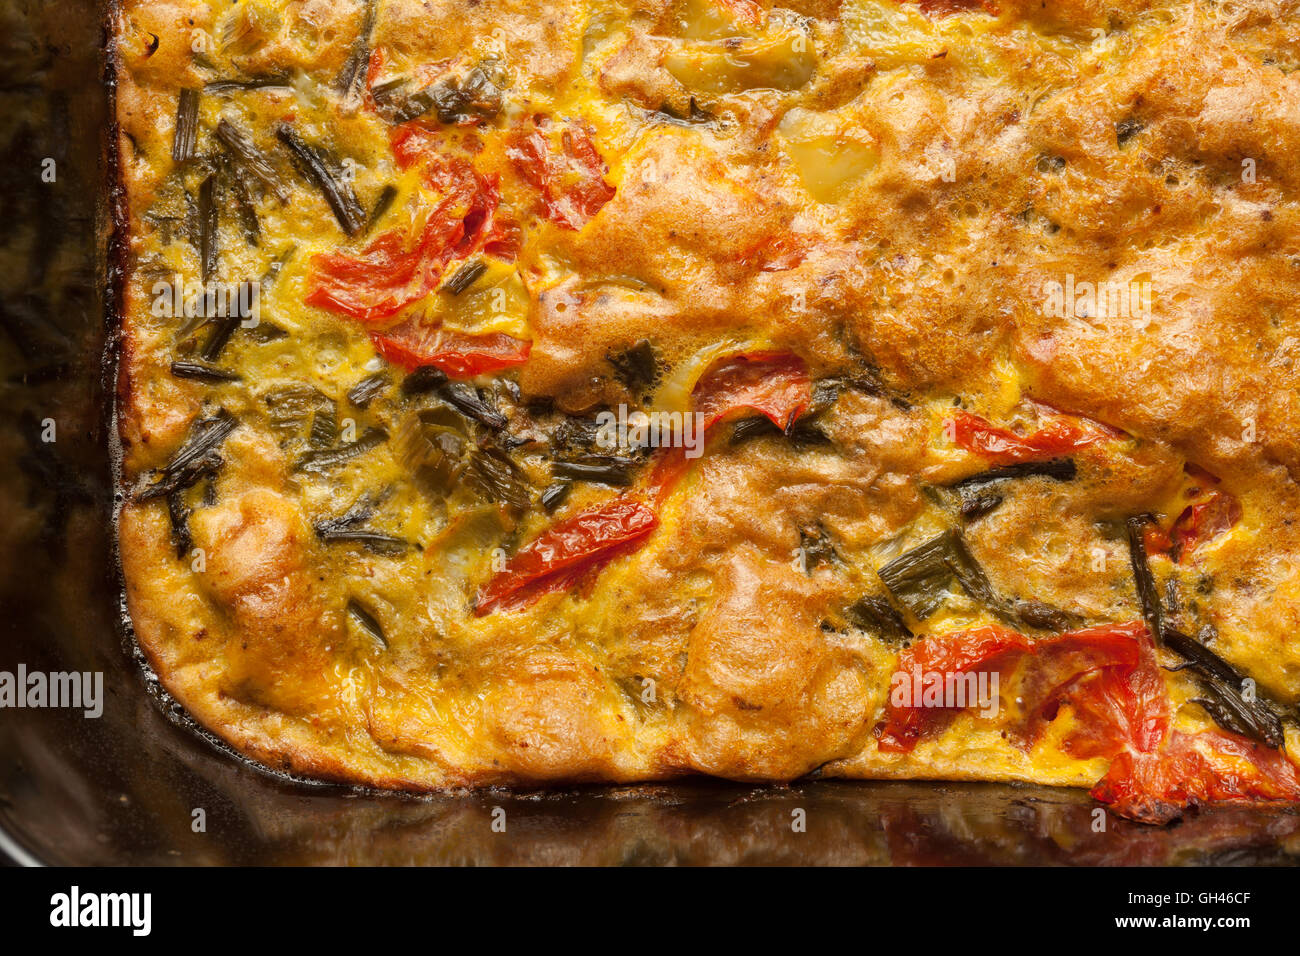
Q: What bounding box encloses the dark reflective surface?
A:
[1,0,1299,867]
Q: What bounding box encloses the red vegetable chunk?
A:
[509,117,615,230]
[370,324,530,378]
[474,498,659,615]
[1092,731,1300,824]
[950,409,1110,464]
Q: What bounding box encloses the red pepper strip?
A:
[1092,730,1300,825]
[643,352,813,505]
[695,351,812,431]
[508,118,615,230]
[304,157,497,323]
[474,498,659,616]
[370,324,531,378]
[915,0,1000,15]
[876,625,1031,753]
[876,621,1168,757]
[949,409,1110,464]
[1171,489,1241,561]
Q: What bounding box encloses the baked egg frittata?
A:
[112,0,1300,822]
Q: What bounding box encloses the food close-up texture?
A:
[111,0,1300,824]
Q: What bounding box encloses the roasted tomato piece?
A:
[1092,731,1300,825]
[876,625,1031,753]
[305,155,499,323]
[694,351,812,431]
[509,117,615,230]
[644,351,812,504]
[1022,622,1168,758]
[1171,489,1242,560]
[474,498,659,615]
[877,621,1168,757]
[370,323,531,378]
[950,409,1111,464]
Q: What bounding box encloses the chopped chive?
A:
[170,360,240,383]
[200,315,239,362]
[443,258,487,296]
[845,595,912,642]
[204,74,293,94]
[275,124,366,236]
[136,408,238,503]
[540,481,571,512]
[1164,627,1284,748]
[294,427,387,473]
[552,457,636,486]
[347,598,388,647]
[1126,514,1164,643]
[367,184,398,232]
[197,173,218,283]
[215,118,288,202]
[952,458,1077,488]
[172,88,200,162]
[346,372,388,408]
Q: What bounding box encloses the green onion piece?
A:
[347,599,387,647]
[170,360,240,383]
[172,88,200,162]
[845,595,912,642]
[215,118,288,202]
[275,124,366,236]
[443,258,487,296]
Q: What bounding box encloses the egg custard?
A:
[112,0,1300,823]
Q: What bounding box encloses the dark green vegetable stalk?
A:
[335,0,377,104]
[204,75,293,94]
[465,447,530,510]
[197,173,218,283]
[172,88,200,162]
[845,595,912,642]
[276,124,366,236]
[294,427,388,474]
[170,360,240,383]
[404,368,507,430]
[136,409,238,555]
[367,184,398,232]
[347,599,387,647]
[1126,514,1165,644]
[346,373,387,408]
[1163,627,1285,748]
[540,481,571,512]
[951,458,1077,488]
[443,258,487,296]
[215,119,288,202]
[878,528,1074,631]
[315,499,408,556]
[552,456,637,486]
[136,408,238,502]
[200,315,239,362]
